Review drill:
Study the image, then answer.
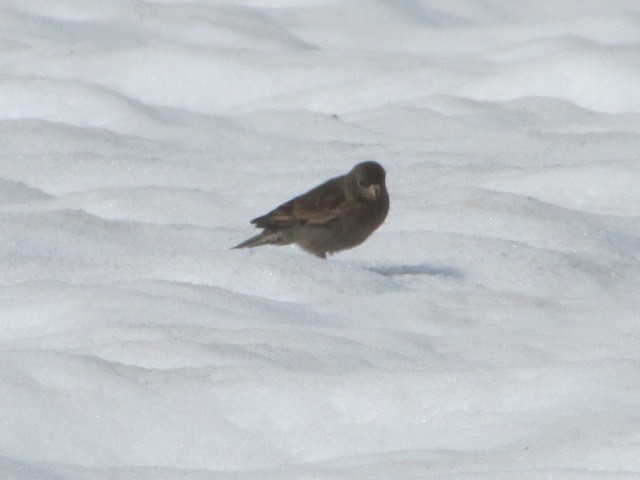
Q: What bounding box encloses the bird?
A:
[233,161,389,258]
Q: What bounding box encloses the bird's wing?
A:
[251,177,347,229]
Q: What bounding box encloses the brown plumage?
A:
[233,161,389,258]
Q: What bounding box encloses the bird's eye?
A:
[357,178,365,187]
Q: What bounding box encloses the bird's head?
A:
[350,161,386,202]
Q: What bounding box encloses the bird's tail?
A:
[232,230,290,250]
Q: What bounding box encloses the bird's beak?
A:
[361,184,380,201]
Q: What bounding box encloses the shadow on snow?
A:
[367,263,464,279]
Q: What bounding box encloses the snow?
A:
[1,1,639,479]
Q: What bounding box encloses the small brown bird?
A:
[233,161,389,258]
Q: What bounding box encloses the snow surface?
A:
[1,1,640,478]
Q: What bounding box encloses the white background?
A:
[1,1,639,478]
